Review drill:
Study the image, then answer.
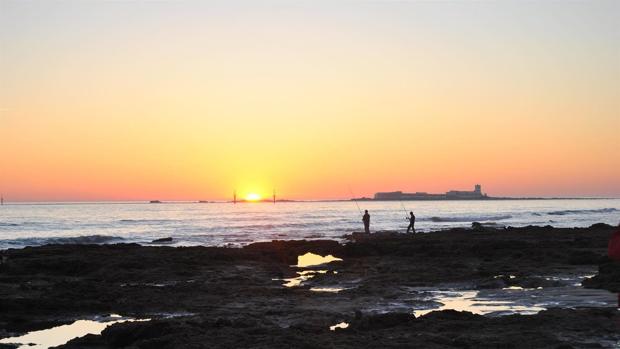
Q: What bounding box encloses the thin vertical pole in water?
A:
[233,190,237,204]
[273,189,276,204]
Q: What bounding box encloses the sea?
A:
[0,199,619,250]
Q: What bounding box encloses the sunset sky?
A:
[1,0,619,201]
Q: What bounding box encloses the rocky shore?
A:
[1,224,619,348]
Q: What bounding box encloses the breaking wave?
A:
[1,235,125,250]
[46,235,125,245]
[428,215,512,223]
[546,208,618,216]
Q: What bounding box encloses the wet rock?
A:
[590,223,614,229]
[420,309,482,321]
[477,278,508,289]
[582,260,620,292]
[352,312,415,330]
[60,308,620,349]
[0,225,617,348]
[568,251,606,265]
[151,237,173,243]
[471,222,484,231]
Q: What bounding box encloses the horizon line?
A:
[2,196,619,205]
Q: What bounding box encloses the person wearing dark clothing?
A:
[407,211,416,234]
[362,210,370,234]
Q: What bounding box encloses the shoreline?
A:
[2,222,620,252]
[1,224,619,348]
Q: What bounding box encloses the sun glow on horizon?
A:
[245,193,262,202]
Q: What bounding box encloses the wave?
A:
[0,223,19,227]
[428,215,512,223]
[546,208,618,216]
[1,235,125,249]
[118,219,177,224]
[46,235,125,245]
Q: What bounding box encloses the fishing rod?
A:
[348,185,362,215]
[399,199,409,220]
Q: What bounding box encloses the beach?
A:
[1,224,619,348]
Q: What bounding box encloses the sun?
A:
[245,193,262,202]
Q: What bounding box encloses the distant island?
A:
[353,185,612,201]
[363,184,489,201]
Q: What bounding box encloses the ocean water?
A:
[0,199,619,250]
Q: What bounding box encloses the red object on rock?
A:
[609,226,620,261]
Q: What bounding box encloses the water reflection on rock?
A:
[413,286,618,318]
[277,252,344,288]
[310,287,346,293]
[296,252,342,268]
[282,270,328,287]
[414,290,545,317]
[329,321,349,331]
[0,315,149,349]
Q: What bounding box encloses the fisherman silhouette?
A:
[407,211,416,233]
[362,210,370,234]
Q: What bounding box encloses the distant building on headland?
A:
[374,184,488,200]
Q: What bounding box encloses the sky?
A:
[1,0,619,201]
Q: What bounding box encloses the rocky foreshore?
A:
[1,224,619,348]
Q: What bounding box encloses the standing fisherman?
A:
[362,210,370,234]
[406,211,416,234]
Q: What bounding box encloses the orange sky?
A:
[1,1,619,201]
